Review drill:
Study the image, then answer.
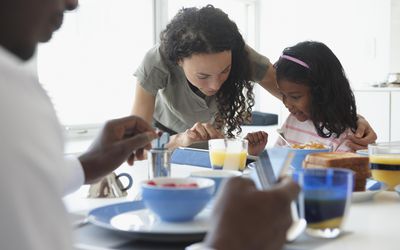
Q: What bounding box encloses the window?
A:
[163,0,258,48]
[37,0,258,139]
[38,0,154,129]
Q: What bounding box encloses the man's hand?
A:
[204,177,300,250]
[347,115,377,151]
[79,116,158,184]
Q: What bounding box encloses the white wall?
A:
[255,0,392,124]
[390,0,400,72]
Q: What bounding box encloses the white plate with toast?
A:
[352,179,388,203]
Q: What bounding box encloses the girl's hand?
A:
[245,131,268,156]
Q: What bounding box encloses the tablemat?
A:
[171,148,211,168]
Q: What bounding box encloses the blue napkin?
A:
[171,147,292,170]
[267,147,292,176]
[171,148,212,168]
[250,147,291,189]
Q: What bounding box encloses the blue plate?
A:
[88,200,210,241]
[352,179,388,203]
[356,149,369,156]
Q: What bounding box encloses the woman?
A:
[132,5,375,151]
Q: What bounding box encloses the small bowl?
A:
[289,147,330,170]
[141,177,214,222]
[190,170,242,195]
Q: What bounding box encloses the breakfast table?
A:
[64,160,400,250]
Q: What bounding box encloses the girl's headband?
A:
[280,54,309,69]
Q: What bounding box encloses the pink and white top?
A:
[275,114,353,152]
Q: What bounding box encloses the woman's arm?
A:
[258,62,282,100]
[347,115,377,150]
[131,81,155,125]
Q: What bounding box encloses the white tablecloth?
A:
[64,160,400,250]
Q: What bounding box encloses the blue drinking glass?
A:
[293,168,354,238]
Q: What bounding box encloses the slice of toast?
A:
[303,162,371,178]
[303,152,370,191]
[304,152,369,166]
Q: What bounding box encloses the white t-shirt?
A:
[275,114,353,152]
[0,46,84,250]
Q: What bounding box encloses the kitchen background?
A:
[33,0,400,147]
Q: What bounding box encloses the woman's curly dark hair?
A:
[274,41,357,138]
[159,5,254,137]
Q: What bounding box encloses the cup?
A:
[294,168,353,238]
[87,172,133,198]
[208,139,248,171]
[368,142,400,190]
[148,148,171,179]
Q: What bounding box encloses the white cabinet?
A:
[354,90,391,142]
[391,92,400,141]
[354,89,400,143]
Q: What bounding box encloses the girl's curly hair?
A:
[159,5,254,137]
[275,41,358,138]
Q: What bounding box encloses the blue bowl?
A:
[190,170,242,195]
[289,147,330,170]
[141,177,214,222]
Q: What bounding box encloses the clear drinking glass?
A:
[368,142,400,190]
[148,148,171,179]
[208,139,248,171]
[294,168,353,238]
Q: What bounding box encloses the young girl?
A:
[248,41,360,154]
[276,40,360,152]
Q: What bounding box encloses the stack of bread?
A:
[303,152,370,191]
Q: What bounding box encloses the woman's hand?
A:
[167,122,224,150]
[245,131,268,156]
[347,115,377,151]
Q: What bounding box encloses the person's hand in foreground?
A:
[347,115,377,151]
[204,177,300,250]
[245,131,268,156]
[79,116,158,184]
[168,122,224,149]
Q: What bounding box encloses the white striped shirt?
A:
[275,114,353,152]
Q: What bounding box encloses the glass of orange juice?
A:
[368,142,400,190]
[208,139,226,170]
[208,139,248,171]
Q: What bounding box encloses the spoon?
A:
[254,150,305,242]
[286,203,307,242]
[276,129,292,148]
[279,152,307,242]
